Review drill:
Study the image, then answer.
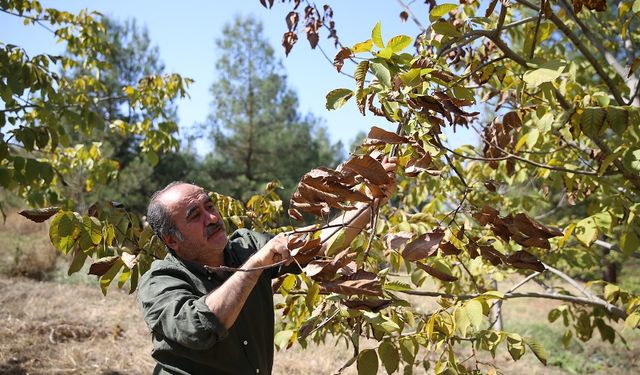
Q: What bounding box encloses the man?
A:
[138,159,396,374]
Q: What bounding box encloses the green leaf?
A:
[67,246,88,276]
[580,107,607,137]
[525,337,547,365]
[49,211,80,254]
[372,22,384,48]
[607,106,629,135]
[384,280,412,292]
[99,257,124,296]
[377,47,393,59]
[604,284,620,303]
[506,333,526,361]
[465,300,483,330]
[432,21,462,38]
[325,88,354,110]
[378,341,399,374]
[387,35,412,53]
[146,150,159,166]
[575,216,598,247]
[352,39,373,53]
[399,68,420,85]
[454,305,471,337]
[429,3,459,22]
[526,128,540,149]
[523,60,565,88]
[369,61,392,87]
[620,226,639,256]
[357,349,379,375]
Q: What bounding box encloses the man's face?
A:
[159,183,228,259]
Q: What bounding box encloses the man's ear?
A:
[163,233,179,251]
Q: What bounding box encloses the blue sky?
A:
[1,1,475,153]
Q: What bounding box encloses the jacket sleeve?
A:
[138,266,228,350]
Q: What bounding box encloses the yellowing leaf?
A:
[432,21,462,38]
[429,3,459,22]
[523,60,565,88]
[372,22,384,48]
[575,216,598,247]
[352,39,373,53]
[325,88,354,110]
[386,35,412,53]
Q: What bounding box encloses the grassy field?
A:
[1,212,639,374]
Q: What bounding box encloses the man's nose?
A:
[204,210,219,224]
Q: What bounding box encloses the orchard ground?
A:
[1,212,639,374]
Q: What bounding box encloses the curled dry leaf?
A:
[121,251,138,269]
[343,155,391,186]
[439,241,461,256]
[384,231,413,250]
[18,206,60,223]
[480,245,506,266]
[401,229,445,261]
[305,248,354,280]
[333,47,352,73]
[363,125,410,146]
[282,31,298,56]
[416,262,458,282]
[342,299,393,312]
[320,270,383,296]
[405,153,435,177]
[290,237,322,258]
[506,250,545,272]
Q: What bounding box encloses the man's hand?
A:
[247,233,292,268]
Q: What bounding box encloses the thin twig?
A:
[529,0,546,59]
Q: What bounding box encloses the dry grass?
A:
[0,212,59,280]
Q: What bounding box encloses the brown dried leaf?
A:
[286,11,299,32]
[385,231,413,251]
[401,229,445,261]
[320,270,383,296]
[480,245,506,266]
[473,206,500,226]
[18,207,60,223]
[342,299,393,312]
[405,153,434,177]
[415,262,458,282]
[365,126,409,144]
[399,11,409,22]
[333,47,352,73]
[306,30,319,49]
[305,248,354,280]
[506,250,545,272]
[467,242,479,258]
[282,31,298,56]
[288,208,304,221]
[440,241,461,256]
[291,237,322,258]
[343,155,391,186]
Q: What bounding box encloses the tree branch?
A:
[395,0,427,31]
[512,0,625,105]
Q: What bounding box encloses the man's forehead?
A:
[160,184,208,210]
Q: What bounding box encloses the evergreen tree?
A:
[205,16,342,200]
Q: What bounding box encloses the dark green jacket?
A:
[138,229,286,375]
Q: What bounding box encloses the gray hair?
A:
[146,181,188,246]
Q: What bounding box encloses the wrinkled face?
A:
[159,183,228,261]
